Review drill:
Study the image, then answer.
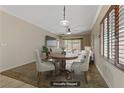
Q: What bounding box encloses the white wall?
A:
[0,11,59,72]
[91,5,124,87]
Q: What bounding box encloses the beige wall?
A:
[82,34,91,48]
[91,6,124,87]
[0,11,2,69]
[0,11,59,72]
[61,34,91,49]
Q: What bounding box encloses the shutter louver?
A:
[109,9,115,62]
[119,5,124,65]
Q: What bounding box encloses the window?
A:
[103,17,108,58]
[109,9,115,62]
[63,39,81,51]
[100,5,124,71]
[118,5,124,65]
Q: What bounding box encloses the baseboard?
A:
[0,60,35,73]
[95,64,112,88]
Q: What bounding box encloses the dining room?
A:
[0,33,107,87]
[0,4,124,88]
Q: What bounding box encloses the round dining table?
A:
[49,53,78,79]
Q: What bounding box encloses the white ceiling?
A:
[1,5,102,35]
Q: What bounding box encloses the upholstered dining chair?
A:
[35,48,55,86]
[71,50,91,83]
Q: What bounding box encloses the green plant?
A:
[42,46,48,53]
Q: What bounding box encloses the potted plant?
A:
[42,46,49,58]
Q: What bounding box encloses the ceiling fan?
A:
[59,5,84,35]
[59,26,83,36]
[59,26,90,36]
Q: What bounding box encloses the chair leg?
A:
[37,72,41,87]
[84,71,88,84]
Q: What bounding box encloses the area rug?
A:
[1,62,108,88]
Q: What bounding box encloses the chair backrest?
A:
[35,48,43,71]
[80,54,85,62]
[83,50,91,71]
[77,50,87,62]
[81,50,87,55]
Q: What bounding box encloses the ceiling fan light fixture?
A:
[60,20,69,27]
[67,31,71,35]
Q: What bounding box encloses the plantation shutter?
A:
[103,17,108,58]
[118,5,124,65]
[109,9,116,62]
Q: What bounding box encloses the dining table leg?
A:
[59,59,72,80]
[61,59,66,71]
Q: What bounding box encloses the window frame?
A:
[100,5,124,71]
